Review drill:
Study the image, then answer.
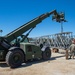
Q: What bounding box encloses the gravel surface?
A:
[0,49,75,75]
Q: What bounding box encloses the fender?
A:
[41,46,50,51]
[9,46,20,51]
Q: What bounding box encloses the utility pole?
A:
[61,21,63,33]
[60,19,67,33]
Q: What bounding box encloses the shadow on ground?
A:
[0,62,9,67]
[50,55,65,60]
[19,54,65,68]
[0,54,65,69]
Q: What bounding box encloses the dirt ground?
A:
[0,49,75,75]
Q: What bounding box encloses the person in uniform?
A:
[68,39,75,59]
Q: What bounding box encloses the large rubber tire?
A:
[6,49,24,68]
[42,47,51,60]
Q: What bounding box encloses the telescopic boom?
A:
[5,10,58,42]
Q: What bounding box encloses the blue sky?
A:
[0,0,75,37]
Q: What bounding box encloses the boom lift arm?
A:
[0,9,61,49]
[5,10,59,42]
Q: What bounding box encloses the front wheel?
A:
[6,49,24,68]
[42,47,51,60]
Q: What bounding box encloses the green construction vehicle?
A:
[0,10,63,68]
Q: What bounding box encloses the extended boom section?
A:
[5,10,58,42]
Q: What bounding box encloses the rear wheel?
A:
[6,49,24,68]
[42,47,51,60]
